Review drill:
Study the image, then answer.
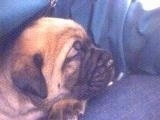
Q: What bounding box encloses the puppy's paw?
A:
[48,99,86,120]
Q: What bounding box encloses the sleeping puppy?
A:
[0,17,114,120]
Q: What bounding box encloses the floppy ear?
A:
[10,53,47,99]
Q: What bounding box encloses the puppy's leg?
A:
[49,99,87,120]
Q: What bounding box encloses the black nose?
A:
[88,46,113,70]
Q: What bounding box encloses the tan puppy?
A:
[0,17,114,120]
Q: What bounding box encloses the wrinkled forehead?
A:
[34,17,87,40]
[15,17,89,56]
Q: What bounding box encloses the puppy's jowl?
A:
[0,17,114,120]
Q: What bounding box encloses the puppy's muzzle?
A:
[71,45,114,100]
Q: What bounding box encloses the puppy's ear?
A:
[10,53,47,99]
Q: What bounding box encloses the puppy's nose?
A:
[89,47,113,72]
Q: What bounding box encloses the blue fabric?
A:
[53,0,160,76]
[80,75,160,120]
[90,0,132,74]
[123,1,160,75]
[0,0,49,38]
[54,0,96,32]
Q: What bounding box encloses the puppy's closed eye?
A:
[66,40,83,59]
[62,41,83,89]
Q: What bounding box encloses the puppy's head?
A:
[8,17,114,119]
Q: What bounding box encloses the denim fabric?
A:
[0,0,48,38]
[90,0,132,74]
[80,75,160,120]
[53,0,73,18]
[54,0,96,32]
[123,1,160,75]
